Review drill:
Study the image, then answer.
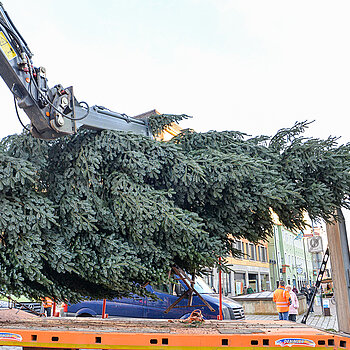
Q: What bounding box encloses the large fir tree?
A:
[0,119,349,302]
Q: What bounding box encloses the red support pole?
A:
[52,302,56,317]
[218,257,223,320]
[102,299,107,319]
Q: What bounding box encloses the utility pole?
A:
[326,208,350,334]
[292,236,298,288]
[273,226,280,287]
[302,238,310,284]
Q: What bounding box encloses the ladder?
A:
[301,247,330,324]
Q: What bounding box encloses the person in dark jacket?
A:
[305,284,314,312]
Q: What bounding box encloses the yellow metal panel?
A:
[0,32,17,60]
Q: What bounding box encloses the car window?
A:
[194,276,215,294]
[153,283,172,294]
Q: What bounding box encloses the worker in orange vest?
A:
[273,280,291,320]
[42,297,53,317]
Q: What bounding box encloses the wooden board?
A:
[326,212,350,334]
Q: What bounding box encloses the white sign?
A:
[307,236,323,253]
[323,299,330,308]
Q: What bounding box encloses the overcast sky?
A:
[0,0,349,233]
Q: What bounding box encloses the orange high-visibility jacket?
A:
[273,287,291,312]
[43,297,53,308]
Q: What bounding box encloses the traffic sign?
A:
[307,236,323,253]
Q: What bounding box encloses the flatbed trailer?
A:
[0,318,349,350]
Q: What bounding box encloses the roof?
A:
[133,109,159,120]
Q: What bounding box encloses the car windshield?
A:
[194,276,215,294]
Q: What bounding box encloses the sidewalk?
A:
[245,300,338,332]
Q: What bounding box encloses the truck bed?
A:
[0,317,349,349]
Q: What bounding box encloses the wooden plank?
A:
[326,212,350,334]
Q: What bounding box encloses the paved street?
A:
[245,300,339,332]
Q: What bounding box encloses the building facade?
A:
[204,240,271,296]
[268,225,315,290]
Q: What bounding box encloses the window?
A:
[263,247,267,262]
[236,240,244,259]
[231,240,236,250]
[262,246,265,262]
[223,272,232,296]
[249,244,256,261]
[203,271,214,290]
[254,245,267,262]
[245,243,249,259]
[153,283,172,294]
[258,246,262,261]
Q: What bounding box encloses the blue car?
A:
[67,276,245,320]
